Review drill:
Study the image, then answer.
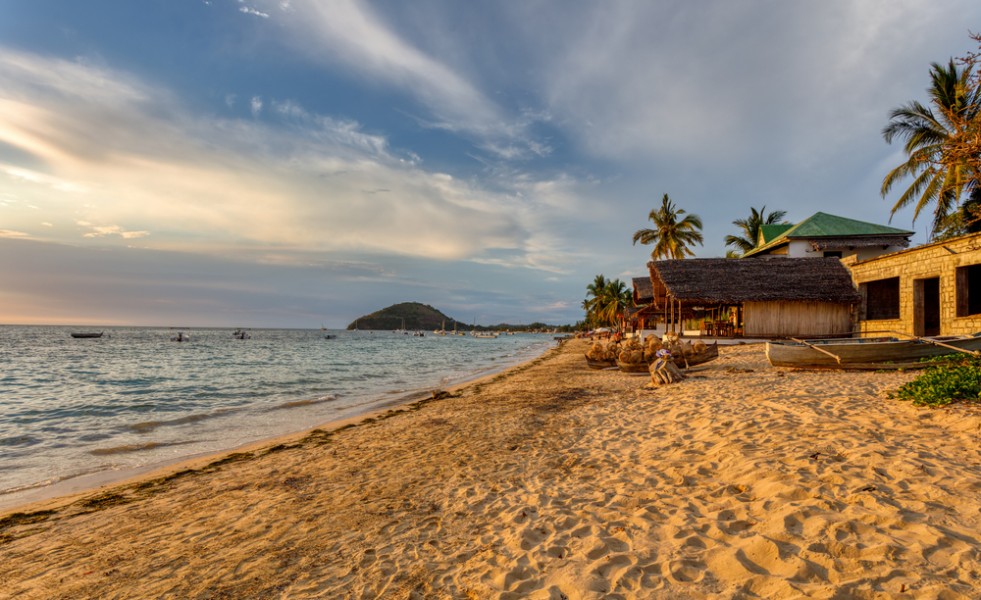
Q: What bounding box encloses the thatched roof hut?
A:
[648,257,860,338]
[632,276,654,304]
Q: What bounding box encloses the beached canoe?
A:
[584,356,617,370]
[766,334,981,369]
[616,343,720,373]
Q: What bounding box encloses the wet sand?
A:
[1,339,979,599]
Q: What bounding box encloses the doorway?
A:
[914,277,941,337]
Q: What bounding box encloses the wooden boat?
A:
[584,356,616,370]
[766,334,981,369]
[70,332,103,339]
[616,343,720,373]
[673,342,720,368]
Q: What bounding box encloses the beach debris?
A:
[649,350,686,386]
[431,390,452,400]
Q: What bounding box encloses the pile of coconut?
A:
[585,340,620,363]
[618,335,708,366]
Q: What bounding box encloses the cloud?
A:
[0,46,583,269]
[239,5,269,18]
[263,0,547,161]
[78,223,150,239]
[512,0,975,170]
[250,95,263,117]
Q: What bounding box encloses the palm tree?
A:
[582,275,632,329]
[632,194,704,259]
[596,279,632,329]
[582,274,607,326]
[881,59,981,236]
[724,206,788,256]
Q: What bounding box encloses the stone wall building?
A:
[845,232,981,337]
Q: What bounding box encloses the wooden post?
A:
[790,337,842,364]
[887,330,981,357]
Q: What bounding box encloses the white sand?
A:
[1,339,979,599]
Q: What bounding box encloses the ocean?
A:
[0,325,555,508]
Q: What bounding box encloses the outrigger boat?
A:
[616,342,720,373]
[70,331,104,339]
[765,333,981,369]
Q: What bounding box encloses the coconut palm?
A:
[724,206,788,256]
[582,275,632,329]
[582,274,608,326]
[595,279,633,329]
[632,194,704,259]
[881,59,981,236]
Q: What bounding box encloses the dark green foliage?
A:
[346,301,572,331]
[347,302,459,331]
[890,356,981,407]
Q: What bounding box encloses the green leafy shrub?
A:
[890,356,981,407]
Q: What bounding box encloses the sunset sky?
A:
[1,1,978,327]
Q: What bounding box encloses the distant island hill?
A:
[346,302,564,332]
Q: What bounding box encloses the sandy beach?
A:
[1,339,979,599]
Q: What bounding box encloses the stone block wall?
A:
[846,234,981,337]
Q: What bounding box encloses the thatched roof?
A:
[632,276,654,303]
[648,257,860,305]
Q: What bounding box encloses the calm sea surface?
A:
[0,326,555,507]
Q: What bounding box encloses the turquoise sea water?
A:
[0,326,554,507]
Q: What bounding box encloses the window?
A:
[862,277,900,320]
[956,264,981,316]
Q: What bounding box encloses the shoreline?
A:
[2,339,979,598]
[0,340,558,515]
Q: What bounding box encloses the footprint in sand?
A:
[667,557,706,583]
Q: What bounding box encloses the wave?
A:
[126,409,237,434]
[0,435,42,448]
[267,395,337,411]
[89,440,198,456]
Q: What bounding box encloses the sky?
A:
[1,1,979,328]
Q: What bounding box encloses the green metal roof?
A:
[758,224,794,245]
[744,212,913,257]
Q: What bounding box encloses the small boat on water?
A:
[324,334,337,340]
[70,332,104,339]
[232,329,251,340]
[171,332,190,342]
[765,333,981,369]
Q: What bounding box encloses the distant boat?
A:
[324,334,337,339]
[473,332,498,339]
[70,332,103,339]
[171,332,190,342]
[394,317,407,334]
[232,329,251,340]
